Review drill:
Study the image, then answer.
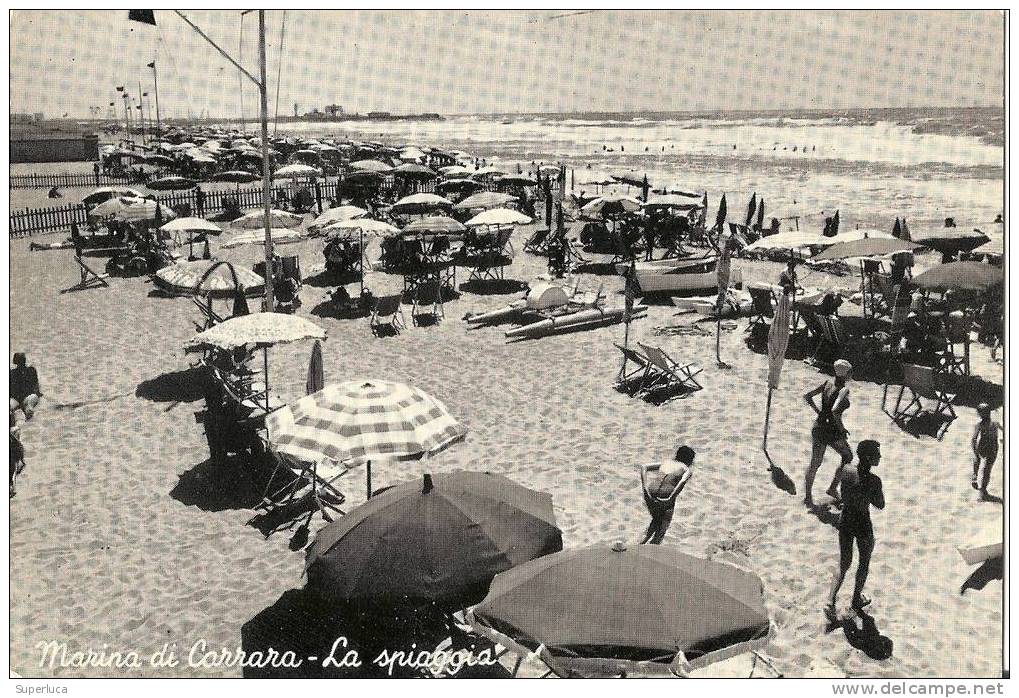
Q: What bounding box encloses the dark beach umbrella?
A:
[832,210,840,236]
[145,154,175,166]
[812,237,923,261]
[305,472,563,608]
[912,261,1002,293]
[744,193,757,227]
[892,218,902,239]
[714,194,727,232]
[212,170,260,184]
[495,173,538,187]
[469,542,772,677]
[756,197,765,230]
[148,176,197,191]
[392,163,437,180]
[914,230,990,256]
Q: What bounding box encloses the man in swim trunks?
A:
[825,440,885,621]
[639,445,695,545]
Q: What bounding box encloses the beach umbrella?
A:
[439,165,474,178]
[306,340,324,395]
[913,230,990,256]
[221,227,306,249]
[537,164,562,175]
[153,259,264,298]
[496,173,538,187]
[643,194,702,210]
[144,154,175,166]
[90,196,176,222]
[763,290,792,452]
[304,471,560,609]
[403,215,467,236]
[745,230,829,253]
[468,543,772,677]
[350,159,393,173]
[714,194,727,233]
[436,178,483,195]
[266,379,467,499]
[470,165,508,179]
[185,312,326,350]
[612,172,646,188]
[232,209,303,229]
[744,193,757,227]
[398,146,427,161]
[148,176,197,191]
[811,237,923,262]
[82,187,144,209]
[454,191,518,211]
[756,198,765,231]
[972,238,1003,258]
[892,218,902,239]
[580,194,642,219]
[900,219,912,242]
[342,170,384,185]
[392,163,437,180]
[465,208,533,227]
[390,193,453,215]
[308,205,368,233]
[274,163,323,179]
[211,170,260,184]
[912,262,1003,293]
[324,218,400,239]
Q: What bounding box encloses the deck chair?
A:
[745,287,775,335]
[61,255,110,293]
[613,343,662,397]
[212,367,284,423]
[891,363,957,436]
[811,314,846,369]
[259,450,348,523]
[280,255,303,288]
[637,343,704,401]
[370,293,406,335]
[868,273,895,319]
[523,227,551,255]
[411,280,445,325]
[192,296,225,331]
[933,311,972,376]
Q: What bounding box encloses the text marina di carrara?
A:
[34,638,501,677]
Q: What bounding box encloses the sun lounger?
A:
[890,363,957,437]
[370,294,406,335]
[637,342,704,401]
[259,450,348,523]
[745,286,775,336]
[61,255,110,293]
[613,342,662,396]
[523,227,551,255]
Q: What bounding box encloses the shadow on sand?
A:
[169,455,266,513]
[458,278,528,296]
[135,366,208,403]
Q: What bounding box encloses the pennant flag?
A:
[115,86,124,92]
[128,10,157,25]
[146,61,156,69]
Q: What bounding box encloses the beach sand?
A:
[9,218,1003,677]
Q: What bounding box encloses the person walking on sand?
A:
[9,353,42,420]
[639,446,695,544]
[803,359,854,508]
[971,403,1001,501]
[825,440,884,621]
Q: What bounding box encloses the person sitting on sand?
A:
[971,403,1001,501]
[778,259,799,296]
[9,353,42,420]
[803,359,853,508]
[825,440,884,621]
[639,446,695,545]
[48,186,62,199]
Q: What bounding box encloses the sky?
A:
[8,10,1005,119]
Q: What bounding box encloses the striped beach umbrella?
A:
[265,379,468,498]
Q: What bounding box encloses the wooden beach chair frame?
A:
[61,255,110,293]
[370,293,406,335]
[745,287,775,336]
[523,227,551,255]
[613,343,662,396]
[259,450,348,523]
[934,312,972,376]
[637,342,704,401]
[890,363,957,435]
[810,314,846,369]
[411,279,445,325]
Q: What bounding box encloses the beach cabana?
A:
[468,542,772,678]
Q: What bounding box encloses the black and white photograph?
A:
[7,8,1008,685]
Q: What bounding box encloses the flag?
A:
[146,61,155,69]
[128,10,157,25]
[767,290,792,389]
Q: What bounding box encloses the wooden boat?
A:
[505,304,647,339]
[615,256,722,296]
[957,522,1003,565]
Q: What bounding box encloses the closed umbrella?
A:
[221,227,306,248]
[306,340,324,395]
[713,194,728,234]
[465,208,532,227]
[762,290,792,452]
[390,193,453,216]
[756,197,765,231]
[714,240,733,367]
[232,209,303,229]
[266,379,468,499]
[454,191,518,211]
[892,218,902,239]
[305,471,560,609]
[744,193,757,227]
[468,543,772,677]
[148,176,197,191]
[912,261,1003,293]
[153,259,264,298]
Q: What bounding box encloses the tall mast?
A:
[258,10,275,310]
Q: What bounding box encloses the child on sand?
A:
[825,440,885,621]
[639,446,695,545]
[971,403,1001,501]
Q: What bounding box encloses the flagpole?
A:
[258,10,275,312]
[138,82,146,145]
[149,61,161,139]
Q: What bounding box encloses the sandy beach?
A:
[8,212,1003,677]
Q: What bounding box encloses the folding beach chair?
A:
[212,367,284,424]
[745,286,775,336]
[61,255,110,293]
[523,227,551,255]
[810,314,846,369]
[890,363,957,437]
[411,279,445,325]
[613,343,661,396]
[934,312,972,376]
[192,296,226,331]
[259,450,348,523]
[370,294,406,335]
[636,343,704,401]
[280,255,303,289]
[866,272,895,319]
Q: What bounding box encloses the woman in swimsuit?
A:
[825,440,884,620]
[639,446,695,545]
[803,359,854,508]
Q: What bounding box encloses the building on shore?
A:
[10,132,98,163]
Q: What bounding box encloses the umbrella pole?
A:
[263,346,270,414]
[366,459,372,500]
[359,228,365,296]
[762,387,774,452]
